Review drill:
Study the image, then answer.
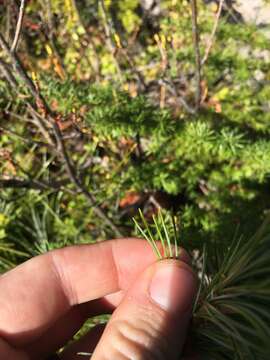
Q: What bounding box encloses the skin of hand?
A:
[0,238,197,360]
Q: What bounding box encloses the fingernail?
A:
[149,263,196,314]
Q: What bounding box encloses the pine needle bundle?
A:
[134,210,270,360]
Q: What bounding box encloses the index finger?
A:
[0,238,157,346]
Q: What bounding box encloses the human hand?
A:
[0,238,196,359]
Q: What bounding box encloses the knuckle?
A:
[110,312,170,360]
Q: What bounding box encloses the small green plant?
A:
[134,209,270,359]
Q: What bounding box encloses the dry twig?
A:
[190,0,202,110]
[99,0,123,82]
[154,34,196,114]
[11,0,26,53]
[201,0,224,66]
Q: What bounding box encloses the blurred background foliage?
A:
[0,0,270,273]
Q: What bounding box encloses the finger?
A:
[23,294,122,358]
[91,259,197,360]
[0,237,190,347]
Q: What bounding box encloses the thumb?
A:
[91,259,197,360]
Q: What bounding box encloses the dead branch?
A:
[0,31,123,237]
[158,79,196,114]
[154,34,196,114]
[201,0,224,67]
[43,0,67,78]
[70,0,101,80]
[99,0,123,82]
[0,177,70,191]
[190,0,202,110]
[0,58,18,88]
[11,0,26,53]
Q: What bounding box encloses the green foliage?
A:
[193,215,270,359]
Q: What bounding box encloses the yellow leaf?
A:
[114,33,122,49]
[45,44,53,56]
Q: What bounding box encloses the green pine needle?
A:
[133,209,179,260]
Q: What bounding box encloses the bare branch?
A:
[154,34,196,114]
[0,177,70,191]
[5,2,11,42]
[201,0,224,67]
[11,0,26,53]
[158,79,196,114]
[190,0,202,111]
[0,178,49,190]
[0,125,50,148]
[51,120,123,237]
[0,31,123,237]
[70,0,101,80]
[99,0,123,82]
[0,58,18,88]
[98,0,145,89]
[0,58,53,145]
[0,32,44,102]
[43,0,67,79]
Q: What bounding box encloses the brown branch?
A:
[0,31,123,237]
[158,79,196,114]
[5,1,11,42]
[201,0,224,67]
[99,0,123,82]
[99,0,145,89]
[0,178,49,190]
[0,58,18,88]
[70,0,101,80]
[0,32,45,102]
[0,177,70,191]
[51,120,123,237]
[154,34,195,114]
[11,0,26,53]
[43,0,67,78]
[190,0,202,111]
[0,58,53,144]
[0,125,50,148]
